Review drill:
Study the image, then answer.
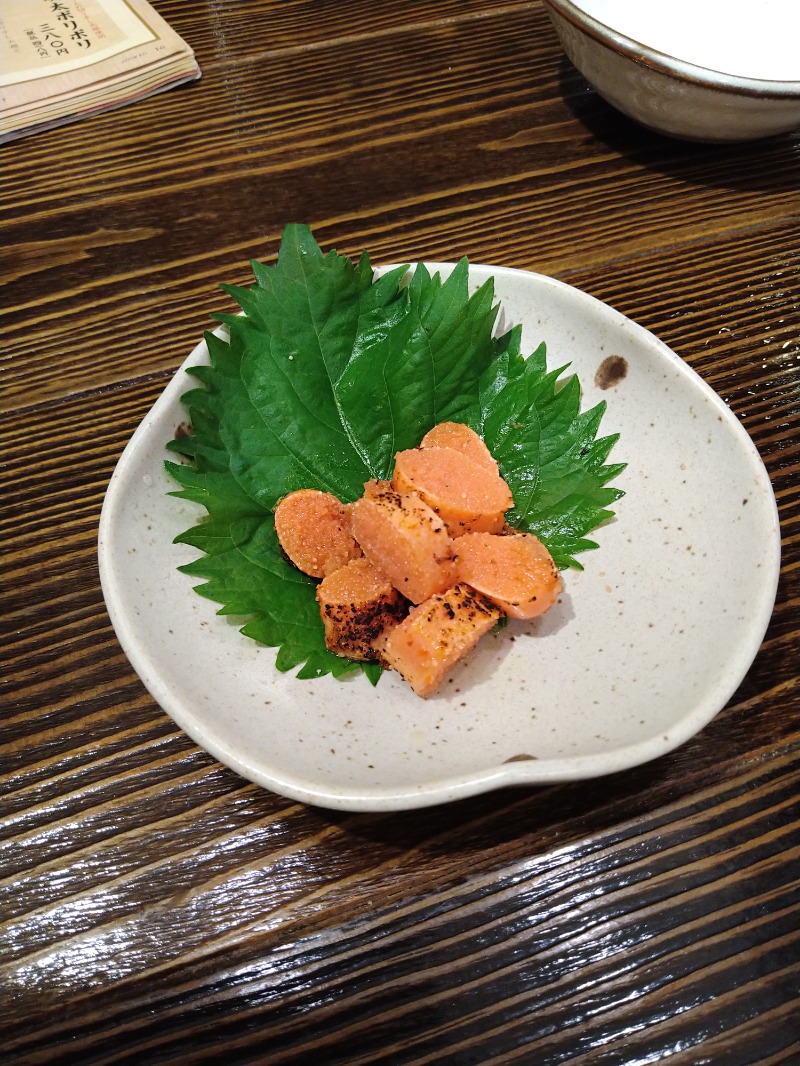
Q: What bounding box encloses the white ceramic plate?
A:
[98,265,781,811]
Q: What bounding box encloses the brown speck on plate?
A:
[594,355,628,389]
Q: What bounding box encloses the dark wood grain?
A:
[2,3,796,407]
[1,1,798,1063]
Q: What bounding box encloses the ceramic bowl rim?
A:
[544,0,800,98]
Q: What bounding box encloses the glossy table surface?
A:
[2,2,799,1062]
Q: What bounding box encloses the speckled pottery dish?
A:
[544,0,800,141]
[98,264,780,811]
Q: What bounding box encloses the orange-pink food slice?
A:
[420,422,498,473]
[351,481,457,604]
[455,531,563,619]
[377,583,502,697]
[392,445,513,536]
[274,488,361,578]
[316,557,408,660]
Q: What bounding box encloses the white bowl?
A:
[98,264,780,811]
[544,0,800,141]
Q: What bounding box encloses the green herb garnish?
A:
[166,224,625,680]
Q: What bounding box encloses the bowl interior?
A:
[565,0,800,83]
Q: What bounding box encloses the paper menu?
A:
[0,0,200,142]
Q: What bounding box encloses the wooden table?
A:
[3,2,798,1062]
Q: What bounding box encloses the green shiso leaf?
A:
[167,224,625,679]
